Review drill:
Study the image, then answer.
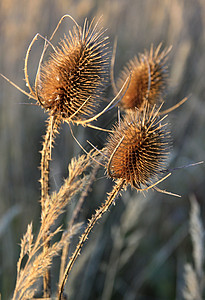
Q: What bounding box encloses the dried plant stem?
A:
[40,115,61,298]
[40,116,60,209]
[58,178,125,299]
[59,161,101,284]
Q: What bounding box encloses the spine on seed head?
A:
[38,18,110,122]
[117,44,171,111]
[104,104,171,190]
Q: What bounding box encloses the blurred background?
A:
[0,0,205,299]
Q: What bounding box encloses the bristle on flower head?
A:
[105,104,171,190]
[38,18,110,122]
[117,44,171,110]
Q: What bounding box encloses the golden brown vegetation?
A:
[116,44,171,110]
[105,104,170,190]
[38,18,110,121]
[1,1,205,300]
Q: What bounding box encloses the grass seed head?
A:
[38,18,110,122]
[105,104,171,190]
[117,44,171,110]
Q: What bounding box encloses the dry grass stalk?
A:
[12,222,61,300]
[12,150,96,300]
[189,195,204,280]
[58,178,125,299]
[183,264,202,300]
[59,160,101,284]
[182,195,205,300]
[41,150,98,230]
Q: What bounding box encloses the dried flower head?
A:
[117,44,171,110]
[105,104,171,190]
[38,18,110,122]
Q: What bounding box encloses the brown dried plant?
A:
[12,150,97,300]
[112,43,188,115]
[1,15,129,129]
[105,103,171,192]
[40,116,61,297]
[35,16,112,296]
[58,104,178,298]
[0,19,127,293]
[1,14,195,300]
[116,44,171,110]
[1,15,114,298]
[37,18,110,122]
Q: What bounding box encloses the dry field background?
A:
[0,0,205,299]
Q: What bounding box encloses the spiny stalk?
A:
[59,160,101,284]
[40,115,61,298]
[58,178,125,299]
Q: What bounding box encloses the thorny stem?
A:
[59,161,101,284]
[40,115,60,209]
[40,115,61,298]
[58,178,125,299]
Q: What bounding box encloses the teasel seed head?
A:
[105,104,171,190]
[117,44,171,111]
[38,18,110,122]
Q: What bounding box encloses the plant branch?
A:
[40,115,61,298]
[58,178,125,299]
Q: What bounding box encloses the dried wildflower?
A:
[1,15,117,124]
[105,104,171,190]
[117,44,171,110]
[38,18,110,122]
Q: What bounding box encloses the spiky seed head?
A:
[38,18,110,122]
[105,104,171,189]
[117,44,171,110]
